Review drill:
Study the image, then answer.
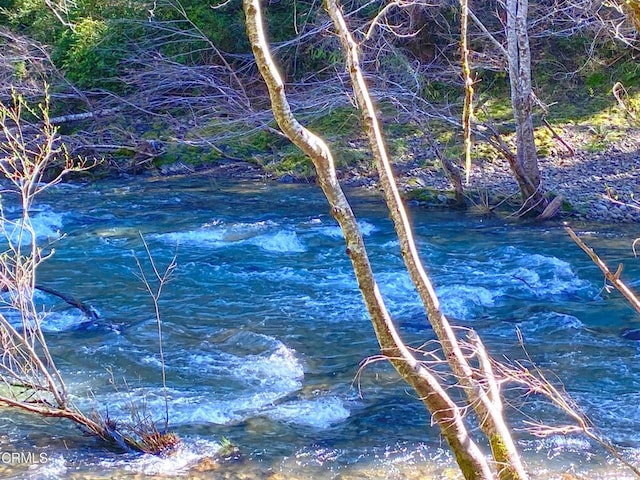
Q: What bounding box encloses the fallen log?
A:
[35,284,100,320]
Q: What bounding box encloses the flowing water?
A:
[1,176,640,479]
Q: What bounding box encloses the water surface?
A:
[1,176,640,479]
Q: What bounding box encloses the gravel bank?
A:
[383,130,640,223]
[469,149,640,223]
[161,129,640,223]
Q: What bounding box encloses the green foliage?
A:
[385,119,421,137]
[151,0,319,60]
[404,187,458,206]
[54,18,109,89]
[585,71,608,92]
[277,150,315,178]
[1,0,64,43]
[307,106,359,138]
[474,97,513,124]
[233,129,290,158]
[153,2,248,57]
[13,61,27,80]
[3,0,149,91]
[218,436,241,460]
[244,129,287,152]
[533,127,556,157]
[5,0,640,178]
[156,144,223,167]
[250,143,314,179]
[264,1,316,44]
[422,81,460,103]
[584,123,624,152]
[619,91,640,122]
[614,61,640,85]
[73,0,148,20]
[295,41,341,74]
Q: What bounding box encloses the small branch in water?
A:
[565,225,640,315]
[133,234,177,432]
[35,284,99,320]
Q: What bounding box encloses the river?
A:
[1,175,640,479]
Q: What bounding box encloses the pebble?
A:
[377,132,640,223]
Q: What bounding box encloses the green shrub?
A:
[54,18,109,89]
[1,0,63,43]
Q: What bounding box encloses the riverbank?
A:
[157,124,640,224]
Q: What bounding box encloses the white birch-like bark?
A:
[243,1,493,478]
[324,2,529,478]
[506,0,547,215]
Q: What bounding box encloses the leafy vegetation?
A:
[0,0,639,181]
[1,2,640,477]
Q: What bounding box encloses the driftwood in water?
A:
[566,226,640,315]
[35,284,100,320]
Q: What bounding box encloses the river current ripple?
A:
[1,176,640,479]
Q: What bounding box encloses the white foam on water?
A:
[245,265,309,284]
[370,249,590,322]
[267,396,350,428]
[28,453,66,478]
[103,438,222,477]
[158,227,226,247]
[378,272,414,295]
[87,386,312,429]
[0,287,93,332]
[219,220,276,241]
[235,342,304,387]
[39,311,90,332]
[31,209,64,239]
[156,220,274,247]
[575,392,640,446]
[537,434,592,454]
[319,220,377,239]
[0,307,85,333]
[358,221,377,236]
[502,249,595,298]
[249,230,306,253]
[1,207,64,245]
[95,226,145,239]
[89,338,307,428]
[519,312,584,334]
[186,340,304,390]
[86,387,243,426]
[140,355,163,368]
[436,284,496,319]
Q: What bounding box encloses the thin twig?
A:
[565,226,640,315]
[133,234,177,431]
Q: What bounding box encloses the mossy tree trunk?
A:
[505,0,548,215]
[622,0,640,32]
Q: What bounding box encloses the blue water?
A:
[1,176,640,479]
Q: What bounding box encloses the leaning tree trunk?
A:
[324,2,529,479]
[243,2,494,478]
[505,0,548,215]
